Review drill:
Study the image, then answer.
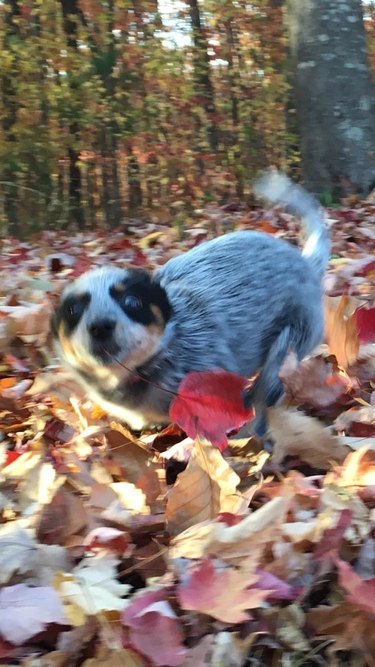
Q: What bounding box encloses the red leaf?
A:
[313,509,352,561]
[108,238,133,252]
[169,370,254,451]
[4,450,22,467]
[83,527,130,555]
[355,258,375,277]
[177,557,270,624]
[355,306,375,343]
[71,258,93,278]
[131,248,148,266]
[335,557,375,615]
[43,418,75,444]
[217,512,242,527]
[122,589,186,666]
[251,569,294,601]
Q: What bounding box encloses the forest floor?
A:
[0,198,375,667]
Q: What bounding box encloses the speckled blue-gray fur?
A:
[52,172,330,440]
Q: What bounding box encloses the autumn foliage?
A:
[0,198,373,664]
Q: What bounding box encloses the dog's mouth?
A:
[90,341,121,363]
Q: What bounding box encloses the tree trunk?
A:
[2,0,20,236]
[286,0,375,198]
[60,0,84,228]
[188,0,219,152]
[128,152,143,211]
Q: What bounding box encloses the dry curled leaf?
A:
[268,407,350,467]
[325,294,359,368]
[166,439,248,535]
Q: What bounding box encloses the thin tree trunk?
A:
[188,0,219,152]
[287,0,375,198]
[2,0,20,236]
[60,0,84,228]
[224,19,243,198]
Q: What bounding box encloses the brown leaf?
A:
[170,495,289,563]
[36,486,88,545]
[166,440,248,535]
[280,355,356,410]
[268,407,350,467]
[325,295,360,369]
[307,602,375,657]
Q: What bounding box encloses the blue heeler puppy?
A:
[51,173,330,444]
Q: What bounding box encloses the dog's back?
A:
[157,230,323,375]
[155,174,329,438]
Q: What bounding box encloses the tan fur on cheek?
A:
[118,327,163,374]
[58,324,94,373]
[149,305,166,336]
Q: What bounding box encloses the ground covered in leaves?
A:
[0,200,375,667]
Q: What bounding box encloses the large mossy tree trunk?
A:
[286,0,375,199]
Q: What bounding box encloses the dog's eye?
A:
[68,303,82,317]
[124,295,142,310]
[64,300,85,322]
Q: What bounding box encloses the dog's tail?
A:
[253,171,330,279]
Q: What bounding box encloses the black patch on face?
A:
[110,270,171,326]
[51,292,91,335]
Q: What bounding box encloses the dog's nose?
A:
[89,319,116,341]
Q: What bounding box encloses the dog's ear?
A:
[123,268,153,287]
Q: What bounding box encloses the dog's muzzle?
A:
[88,319,120,361]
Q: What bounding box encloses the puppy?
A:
[51,173,330,439]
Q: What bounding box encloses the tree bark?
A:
[60,0,84,228]
[188,0,219,152]
[2,0,20,236]
[286,0,375,198]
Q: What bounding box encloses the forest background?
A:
[1,0,375,238]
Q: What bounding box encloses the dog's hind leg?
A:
[242,326,292,448]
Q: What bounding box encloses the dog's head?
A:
[51,267,171,382]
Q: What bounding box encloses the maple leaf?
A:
[307,602,375,656]
[169,370,254,450]
[54,554,130,616]
[335,557,375,615]
[121,588,186,666]
[0,525,68,586]
[0,584,67,645]
[178,556,271,624]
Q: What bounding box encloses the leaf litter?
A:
[0,203,374,665]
